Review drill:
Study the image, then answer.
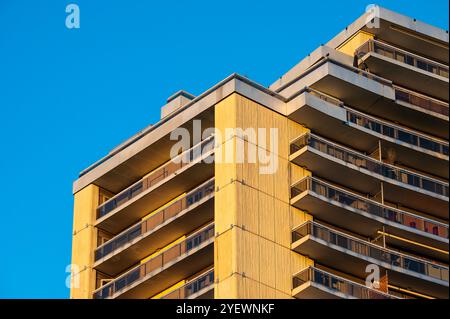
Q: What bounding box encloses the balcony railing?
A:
[290,133,449,198]
[355,39,449,78]
[291,177,449,240]
[304,87,344,107]
[97,136,215,219]
[292,221,449,283]
[276,57,393,95]
[395,86,449,117]
[160,269,214,299]
[293,266,398,299]
[303,87,449,156]
[95,178,215,261]
[347,108,449,156]
[93,223,215,299]
[341,59,393,86]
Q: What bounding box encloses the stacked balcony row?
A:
[94,223,215,299]
[286,44,448,299]
[288,87,448,179]
[160,269,214,299]
[292,221,448,299]
[290,176,448,259]
[92,137,216,299]
[283,48,448,139]
[290,133,448,216]
[95,179,215,275]
[292,266,399,299]
[355,39,448,101]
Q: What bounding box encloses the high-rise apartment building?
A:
[70,6,449,299]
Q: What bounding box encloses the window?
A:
[404,259,425,274]
[398,131,418,146]
[407,174,421,188]
[419,138,437,152]
[405,55,414,66]
[422,179,436,193]
[348,113,358,123]
[369,121,381,133]
[433,226,439,236]
[383,126,395,138]
[417,60,428,71]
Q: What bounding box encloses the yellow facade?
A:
[337,30,374,56]
[71,9,449,300]
[214,93,313,298]
[70,184,98,299]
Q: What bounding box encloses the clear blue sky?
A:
[0,0,448,298]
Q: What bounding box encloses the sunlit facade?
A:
[71,6,449,299]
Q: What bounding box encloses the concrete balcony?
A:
[358,11,449,66]
[292,266,399,299]
[290,177,449,261]
[281,58,448,138]
[160,268,214,299]
[94,178,215,276]
[292,221,449,299]
[93,223,214,299]
[278,59,395,110]
[394,86,448,139]
[356,39,449,101]
[95,136,215,234]
[289,133,449,219]
[287,88,449,178]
